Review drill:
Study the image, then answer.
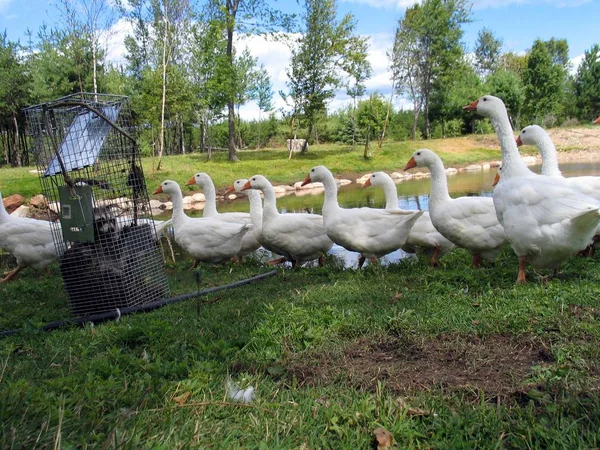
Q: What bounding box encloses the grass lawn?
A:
[1,244,600,448]
[1,137,503,200]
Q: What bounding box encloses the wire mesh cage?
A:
[24,93,170,318]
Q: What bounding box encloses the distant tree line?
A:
[0,0,599,167]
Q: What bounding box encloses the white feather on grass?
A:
[226,378,255,404]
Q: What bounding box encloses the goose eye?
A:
[416,152,421,156]
[311,169,315,172]
[483,97,488,102]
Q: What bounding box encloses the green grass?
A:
[1,138,503,200]
[1,245,600,448]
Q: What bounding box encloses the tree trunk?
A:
[256,109,261,149]
[302,121,313,154]
[412,108,420,140]
[378,80,395,149]
[12,116,20,167]
[424,94,430,139]
[226,1,238,162]
[157,1,169,171]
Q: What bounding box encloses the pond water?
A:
[170,160,600,268]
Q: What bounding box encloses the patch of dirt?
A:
[286,334,553,397]
[474,126,600,162]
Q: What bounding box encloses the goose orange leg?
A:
[430,246,441,267]
[318,255,325,267]
[1,265,23,283]
[516,255,527,284]
[266,257,286,266]
[471,253,483,268]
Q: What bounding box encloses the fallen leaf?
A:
[315,396,331,408]
[173,391,191,406]
[472,320,480,326]
[395,397,430,416]
[390,292,403,303]
[373,427,394,449]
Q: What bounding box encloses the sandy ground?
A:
[475,126,600,162]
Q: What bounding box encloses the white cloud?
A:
[340,0,419,9]
[101,18,132,67]
[0,0,13,13]
[569,53,584,75]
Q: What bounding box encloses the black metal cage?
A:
[24,93,170,317]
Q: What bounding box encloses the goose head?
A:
[225,179,249,195]
[242,175,269,191]
[493,165,502,186]
[186,172,212,188]
[463,95,507,119]
[153,180,181,196]
[301,165,330,186]
[516,125,545,147]
[403,149,437,171]
[362,171,389,189]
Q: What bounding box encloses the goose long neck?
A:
[489,111,531,177]
[246,191,263,227]
[0,192,10,222]
[537,134,561,176]
[321,174,340,210]
[381,178,399,210]
[202,180,218,216]
[261,184,279,217]
[169,189,188,224]
[427,158,451,204]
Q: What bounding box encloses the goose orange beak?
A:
[403,157,417,171]
[362,178,371,188]
[492,172,500,187]
[515,136,523,147]
[463,100,478,111]
[241,181,252,191]
[153,185,163,195]
[594,116,600,125]
[224,185,235,195]
[300,175,312,187]
[185,176,197,186]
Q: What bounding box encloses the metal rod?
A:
[0,270,278,338]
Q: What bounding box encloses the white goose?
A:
[153,181,251,266]
[517,124,600,254]
[303,166,423,268]
[241,175,333,268]
[363,172,454,266]
[186,173,260,259]
[517,125,600,199]
[464,95,600,283]
[404,151,507,267]
[0,191,59,282]
[224,179,286,265]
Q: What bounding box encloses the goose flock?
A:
[1,96,599,284]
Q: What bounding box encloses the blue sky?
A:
[1,0,599,119]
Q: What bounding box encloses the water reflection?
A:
[171,160,600,269]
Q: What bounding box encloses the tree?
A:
[486,70,525,127]
[574,44,600,120]
[474,27,502,78]
[285,0,370,152]
[390,0,471,138]
[120,0,192,169]
[356,93,386,158]
[204,0,295,161]
[522,39,565,123]
[253,65,273,148]
[58,0,116,97]
[345,39,372,147]
[0,34,30,166]
[499,51,528,77]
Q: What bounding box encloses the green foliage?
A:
[390,0,472,137]
[574,44,600,121]
[486,69,525,128]
[285,0,370,144]
[474,27,503,78]
[523,39,567,124]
